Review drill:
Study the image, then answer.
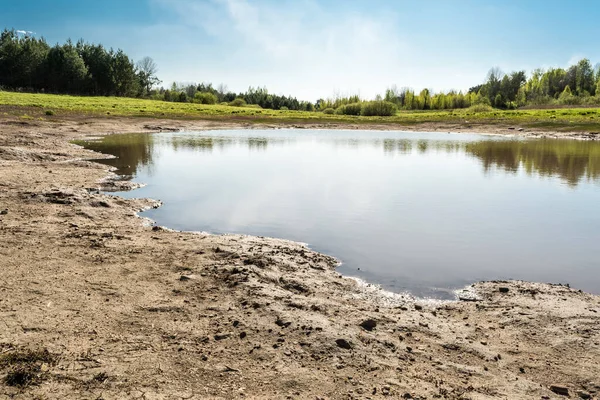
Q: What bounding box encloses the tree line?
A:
[154,83,314,111]
[3,28,600,114]
[0,29,159,97]
[383,59,600,110]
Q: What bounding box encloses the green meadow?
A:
[2,91,600,132]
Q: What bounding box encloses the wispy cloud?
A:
[151,0,415,99]
[15,30,35,36]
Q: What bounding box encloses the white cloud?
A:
[15,30,35,36]
[148,0,483,100]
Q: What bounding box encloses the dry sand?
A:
[0,114,599,399]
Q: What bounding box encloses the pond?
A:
[75,129,600,299]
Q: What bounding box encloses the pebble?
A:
[336,339,353,350]
[214,333,231,341]
[360,319,377,331]
[550,385,570,396]
[499,287,510,293]
[275,317,292,328]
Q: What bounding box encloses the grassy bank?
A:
[2,91,600,132]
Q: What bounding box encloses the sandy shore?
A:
[0,115,599,399]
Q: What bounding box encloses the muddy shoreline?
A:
[0,115,599,399]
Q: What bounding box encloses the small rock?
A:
[499,287,510,293]
[577,391,591,399]
[360,319,377,331]
[239,332,247,339]
[179,275,191,281]
[0,209,7,215]
[336,339,353,350]
[550,385,570,396]
[214,333,231,341]
[275,317,292,328]
[414,304,423,311]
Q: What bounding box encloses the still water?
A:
[76,130,600,299]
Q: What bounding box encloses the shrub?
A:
[44,110,54,116]
[467,104,494,113]
[279,106,289,111]
[220,102,228,106]
[177,92,188,103]
[335,102,362,116]
[360,101,397,116]
[229,98,247,107]
[194,92,217,105]
[322,108,335,115]
[245,104,263,109]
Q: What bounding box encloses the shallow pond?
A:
[76,130,600,299]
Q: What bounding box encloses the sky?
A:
[2,0,600,101]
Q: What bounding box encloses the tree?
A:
[576,58,594,95]
[136,56,160,96]
[45,42,88,93]
[558,85,577,104]
[78,42,114,95]
[111,49,137,96]
[484,67,504,104]
[494,93,504,108]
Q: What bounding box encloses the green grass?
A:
[2,91,600,132]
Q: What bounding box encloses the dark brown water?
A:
[75,130,600,299]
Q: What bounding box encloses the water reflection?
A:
[77,132,600,187]
[465,140,600,186]
[74,130,600,298]
[72,133,154,177]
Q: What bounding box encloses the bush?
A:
[360,101,397,116]
[467,104,494,113]
[229,98,247,107]
[322,108,335,115]
[335,102,362,116]
[220,102,229,106]
[245,104,263,109]
[44,110,54,116]
[279,106,289,111]
[194,92,217,105]
[177,92,188,103]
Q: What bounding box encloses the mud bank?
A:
[0,115,599,399]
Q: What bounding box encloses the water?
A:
[75,130,600,299]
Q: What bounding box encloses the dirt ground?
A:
[0,114,599,399]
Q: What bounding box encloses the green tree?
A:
[576,58,594,95]
[45,41,88,93]
[111,49,137,96]
[78,42,114,95]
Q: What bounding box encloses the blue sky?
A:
[2,0,599,100]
